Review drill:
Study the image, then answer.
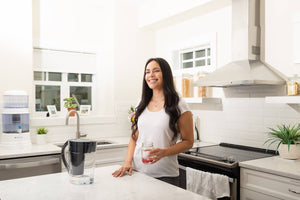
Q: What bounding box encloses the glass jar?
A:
[141,142,154,164]
[196,73,207,97]
[287,76,298,96]
[182,74,193,97]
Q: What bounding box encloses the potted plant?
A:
[264,124,300,159]
[63,97,78,117]
[36,127,48,145]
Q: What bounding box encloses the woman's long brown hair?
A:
[131,58,181,141]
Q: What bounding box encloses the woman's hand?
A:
[148,148,167,164]
[112,163,133,177]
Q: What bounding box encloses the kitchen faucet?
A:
[65,110,87,139]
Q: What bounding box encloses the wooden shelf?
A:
[265,96,300,104]
[183,97,222,104]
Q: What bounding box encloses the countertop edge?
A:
[239,156,300,180]
[0,136,130,159]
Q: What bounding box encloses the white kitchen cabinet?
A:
[61,146,128,171]
[240,168,300,200]
[240,188,281,200]
[95,146,127,167]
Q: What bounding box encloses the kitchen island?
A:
[0,165,210,200]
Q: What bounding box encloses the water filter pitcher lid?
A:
[69,139,96,154]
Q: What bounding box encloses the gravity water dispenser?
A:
[0,91,31,146]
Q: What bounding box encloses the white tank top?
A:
[132,98,190,178]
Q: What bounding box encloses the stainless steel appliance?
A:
[194,0,287,87]
[0,154,61,181]
[178,143,277,200]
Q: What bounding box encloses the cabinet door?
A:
[95,147,127,167]
[240,188,282,200]
[241,168,300,200]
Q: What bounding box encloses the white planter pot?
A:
[278,144,300,160]
[36,134,47,145]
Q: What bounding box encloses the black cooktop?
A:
[184,143,277,163]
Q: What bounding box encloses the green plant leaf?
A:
[63,97,78,108]
[264,123,300,151]
[37,127,48,134]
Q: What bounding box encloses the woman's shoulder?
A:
[178,97,190,114]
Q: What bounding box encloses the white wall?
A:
[114,0,155,103]
[264,0,300,76]
[154,0,300,149]
[138,0,231,28]
[28,0,155,142]
[0,1,33,114]
[33,0,116,115]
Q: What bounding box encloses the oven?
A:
[177,143,276,200]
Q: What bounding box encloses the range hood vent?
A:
[194,0,287,87]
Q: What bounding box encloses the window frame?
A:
[178,44,214,75]
[33,71,95,117]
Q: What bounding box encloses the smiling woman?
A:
[112,58,194,187]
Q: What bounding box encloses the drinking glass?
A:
[141,142,154,164]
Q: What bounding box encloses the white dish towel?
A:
[186,167,230,200]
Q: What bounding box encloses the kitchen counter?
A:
[0,165,210,200]
[0,143,61,159]
[0,136,130,159]
[0,137,214,160]
[239,156,300,180]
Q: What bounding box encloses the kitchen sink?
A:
[55,140,114,148]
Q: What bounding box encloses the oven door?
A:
[178,156,238,200]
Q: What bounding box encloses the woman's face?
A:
[145,61,163,90]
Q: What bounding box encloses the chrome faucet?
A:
[65,110,87,139]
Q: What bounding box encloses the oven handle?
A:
[179,164,234,183]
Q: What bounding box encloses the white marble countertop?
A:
[0,136,214,160]
[239,156,300,180]
[0,136,130,160]
[0,165,210,200]
[0,143,61,159]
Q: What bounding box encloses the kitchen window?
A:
[180,45,212,73]
[33,71,94,113]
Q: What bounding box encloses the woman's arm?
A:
[112,130,139,177]
[148,111,194,163]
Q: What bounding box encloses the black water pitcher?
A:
[61,139,96,184]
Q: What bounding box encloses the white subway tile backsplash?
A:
[193,95,300,149]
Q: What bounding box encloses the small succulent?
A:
[264,124,300,152]
[37,127,48,135]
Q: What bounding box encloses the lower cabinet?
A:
[240,188,281,200]
[240,168,300,200]
[95,146,127,167]
[61,146,128,171]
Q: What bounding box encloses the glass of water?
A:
[141,142,154,164]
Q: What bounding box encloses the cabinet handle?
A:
[289,188,300,194]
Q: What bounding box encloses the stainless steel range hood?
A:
[194,0,287,87]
